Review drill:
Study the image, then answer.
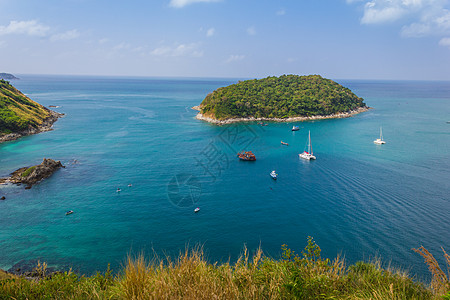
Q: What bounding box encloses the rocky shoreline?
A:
[194,106,370,125]
[0,109,63,144]
[0,158,64,188]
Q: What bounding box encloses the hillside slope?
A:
[0,79,60,142]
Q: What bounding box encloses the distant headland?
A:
[194,74,369,124]
[0,79,63,143]
[0,73,19,80]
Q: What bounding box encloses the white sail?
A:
[374,127,386,144]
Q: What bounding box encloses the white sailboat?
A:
[299,131,316,160]
[373,127,386,144]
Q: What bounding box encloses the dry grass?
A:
[0,269,16,281]
[413,246,450,296]
[117,245,286,299]
[0,240,442,299]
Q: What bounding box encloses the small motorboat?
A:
[65,210,74,216]
[291,126,299,131]
[194,207,200,213]
[128,184,132,187]
[281,141,289,146]
[270,170,277,180]
[117,188,121,192]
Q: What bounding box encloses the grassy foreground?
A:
[0,238,449,299]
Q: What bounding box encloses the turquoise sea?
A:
[0,75,449,279]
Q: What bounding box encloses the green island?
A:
[195,75,368,124]
[0,79,61,143]
[0,239,449,299]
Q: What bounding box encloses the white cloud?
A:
[151,43,203,57]
[169,0,221,8]
[351,0,443,24]
[114,42,132,51]
[436,9,450,30]
[400,6,450,36]
[401,22,432,36]
[438,36,450,47]
[276,9,286,16]
[50,29,80,42]
[98,38,109,44]
[0,20,50,37]
[225,54,245,63]
[206,27,215,37]
[247,26,256,35]
[361,1,407,24]
[349,0,450,45]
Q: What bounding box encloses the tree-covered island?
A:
[0,79,62,143]
[195,75,369,124]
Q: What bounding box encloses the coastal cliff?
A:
[196,74,368,124]
[0,79,62,143]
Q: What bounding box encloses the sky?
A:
[0,0,449,80]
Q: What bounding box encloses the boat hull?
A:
[237,151,256,161]
[299,152,316,160]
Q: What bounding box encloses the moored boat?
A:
[65,210,74,215]
[270,170,277,180]
[281,141,289,146]
[291,126,299,131]
[299,131,316,160]
[373,127,386,144]
[237,151,256,161]
[194,207,200,213]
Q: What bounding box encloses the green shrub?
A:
[21,166,36,178]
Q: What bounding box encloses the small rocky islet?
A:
[0,158,64,189]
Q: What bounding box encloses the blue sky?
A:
[0,0,449,80]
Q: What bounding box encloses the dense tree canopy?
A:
[0,79,50,134]
[199,75,366,120]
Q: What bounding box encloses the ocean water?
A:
[0,75,449,279]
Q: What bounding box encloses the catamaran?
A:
[299,131,316,160]
[373,127,386,144]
